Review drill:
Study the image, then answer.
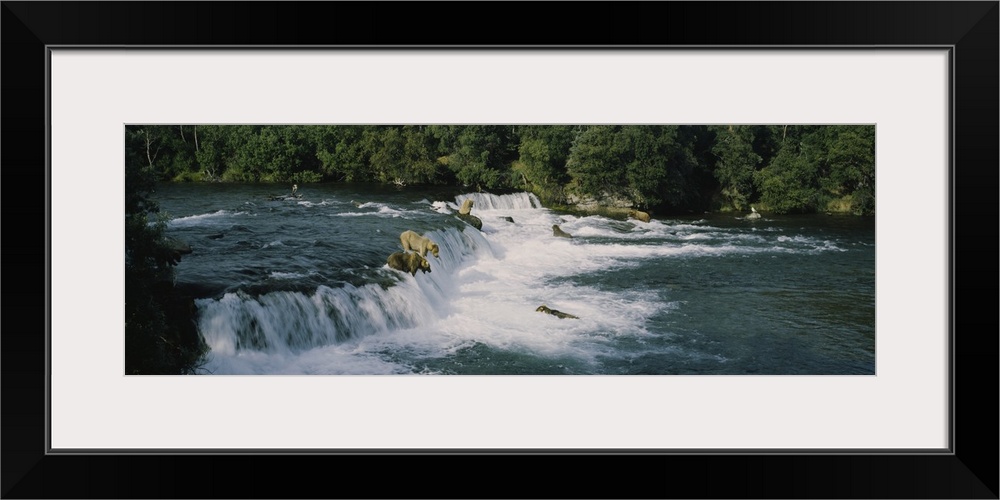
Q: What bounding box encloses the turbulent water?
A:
[152,183,876,375]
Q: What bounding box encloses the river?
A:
[151,182,876,375]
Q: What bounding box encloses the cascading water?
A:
[196,223,497,356]
[453,192,542,211]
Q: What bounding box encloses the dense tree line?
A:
[126,124,875,215]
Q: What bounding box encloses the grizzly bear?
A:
[552,224,573,238]
[400,230,440,258]
[536,305,579,319]
[458,199,474,215]
[387,251,432,276]
[628,209,651,223]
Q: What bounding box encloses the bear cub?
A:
[387,251,432,276]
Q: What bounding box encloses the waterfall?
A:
[195,225,496,354]
[454,192,542,211]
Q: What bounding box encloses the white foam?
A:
[168,210,248,227]
[268,271,308,280]
[431,201,452,214]
[331,203,420,219]
[297,200,334,208]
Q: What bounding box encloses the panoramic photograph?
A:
[125,124,876,375]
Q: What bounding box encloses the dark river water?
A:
[151,182,876,375]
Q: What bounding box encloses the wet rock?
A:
[457,213,482,230]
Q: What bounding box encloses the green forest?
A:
[126,124,875,216]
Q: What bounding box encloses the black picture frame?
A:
[4,2,997,498]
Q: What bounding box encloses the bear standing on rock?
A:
[400,230,440,258]
[387,252,432,276]
[455,199,483,230]
[459,199,474,215]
